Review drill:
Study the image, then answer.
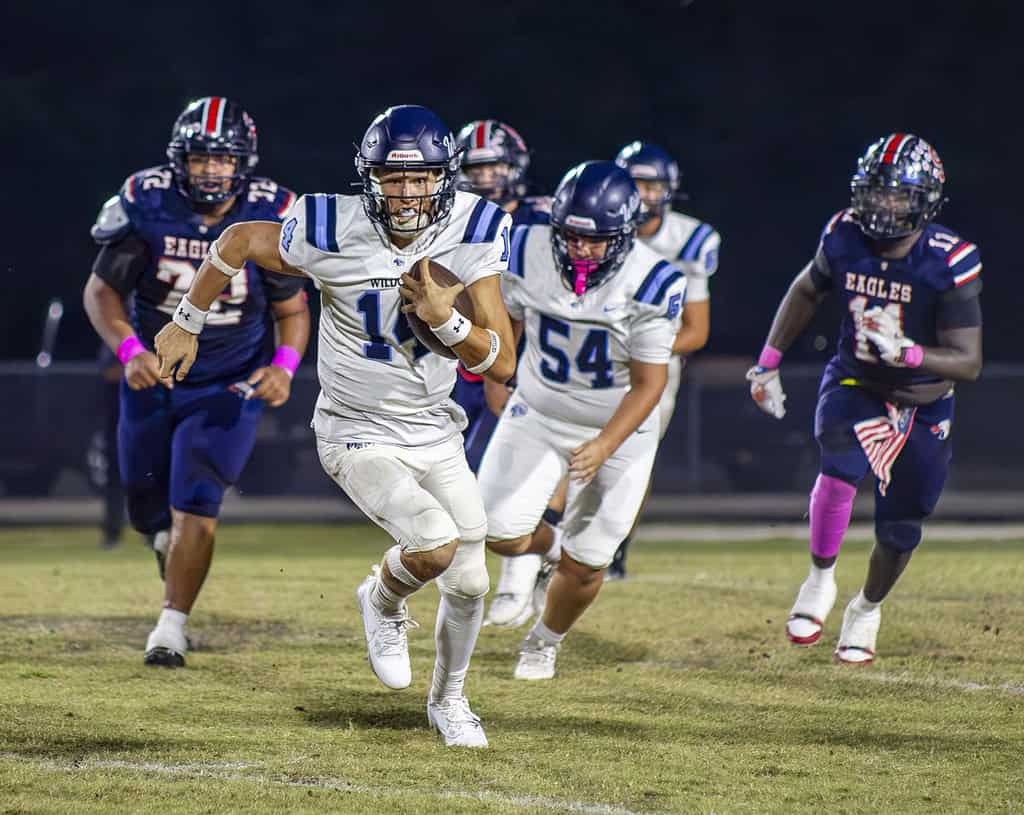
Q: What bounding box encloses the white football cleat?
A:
[484,554,541,628]
[531,560,555,619]
[143,625,187,668]
[513,633,558,681]
[427,696,488,748]
[355,569,418,690]
[834,595,881,665]
[786,575,838,646]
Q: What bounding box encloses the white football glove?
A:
[746,365,787,419]
[860,306,915,366]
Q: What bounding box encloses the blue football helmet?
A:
[166,97,259,205]
[455,119,530,203]
[549,161,640,296]
[851,133,946,240]
[355,105,460,236]
[614,141,681,224]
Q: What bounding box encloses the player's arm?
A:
[861,278,983,381]
[83,233,167,390]
[243,290,311,407]
[154,221,301,381]
[673,299,709,354]
[569,359,668,483]
[747,258,830,419]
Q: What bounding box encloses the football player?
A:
[477,161,686,680]
[154,105,516,747]
[607,141,721,579]
[454,120,552,627]
[83,97,310,669]
[747,134,982,663]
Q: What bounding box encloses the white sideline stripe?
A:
[0,753,658,815]
[635,522,1024,543]
[861,672,1024,696]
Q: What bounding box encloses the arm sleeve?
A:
[91,232,151,295]
[629,274,687,364]
[809,245,833,291]
[261,268,307,302]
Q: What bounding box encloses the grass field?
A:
[1,524,1022,814]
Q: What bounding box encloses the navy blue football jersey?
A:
[811,209,982,396]
[91,165,303,385]
[511,195,551,227]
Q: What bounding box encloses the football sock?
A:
[157,608,187,634]
[809,474,857,559]
[807,562,836,587]
[372,545,424,614]
[851,590,881,614]
[431,593,484,703]
[530,619,566,645]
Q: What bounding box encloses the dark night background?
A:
[3,0,1022,362]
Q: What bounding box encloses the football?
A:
[401,259,476,359]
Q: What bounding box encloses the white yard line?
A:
[636,522,1024,543]
[0,752,660,815]
[862,672,1024,696]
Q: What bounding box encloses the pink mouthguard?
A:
[571,259,599,295]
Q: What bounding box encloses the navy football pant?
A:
[453,375,499,473]
[118,380,264,533]
[814,377,954,553]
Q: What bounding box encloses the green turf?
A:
[1,525,1022,814]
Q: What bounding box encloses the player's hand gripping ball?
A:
[399,258,477,359]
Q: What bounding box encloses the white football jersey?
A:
[280,190,512,445]
[642,210,720,302]
[502,225,686,428]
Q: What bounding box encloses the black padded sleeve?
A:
[91,232,150,296]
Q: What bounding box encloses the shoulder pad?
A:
[507,224,532,278]
[926,228,982,289]
[90,194,132,244]
[634,259,685,307]
[462,197,506,244]
[243,176,297,220]
[121,165,175,212]
[819,209,856,242]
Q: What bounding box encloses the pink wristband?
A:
[903,344,924,368]
[117,335,146,365]
[271,345,301,377]
[758,344,783,370]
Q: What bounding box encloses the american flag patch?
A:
[853,404,917,496]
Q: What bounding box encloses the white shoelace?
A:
[371,609,419,656]
[436,697,482,733]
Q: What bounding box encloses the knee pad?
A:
[875,519,923,553]
[435,537,489,599]
[125,486,171,535]
[346,454,458,553]
[173,477,224,519]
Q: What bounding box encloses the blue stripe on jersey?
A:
[324,195,339,252]
[509,225,529,277]
[463,199,504,244]
[635,260,680,305]
[310,194,339,253]
[678,223,713,261]
[652,270,684,307]
[304,195,318,249]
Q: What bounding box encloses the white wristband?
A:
[173,295,208,335]
[208,241,246,278]
[467,329,500,375]
[429,307,472,347]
